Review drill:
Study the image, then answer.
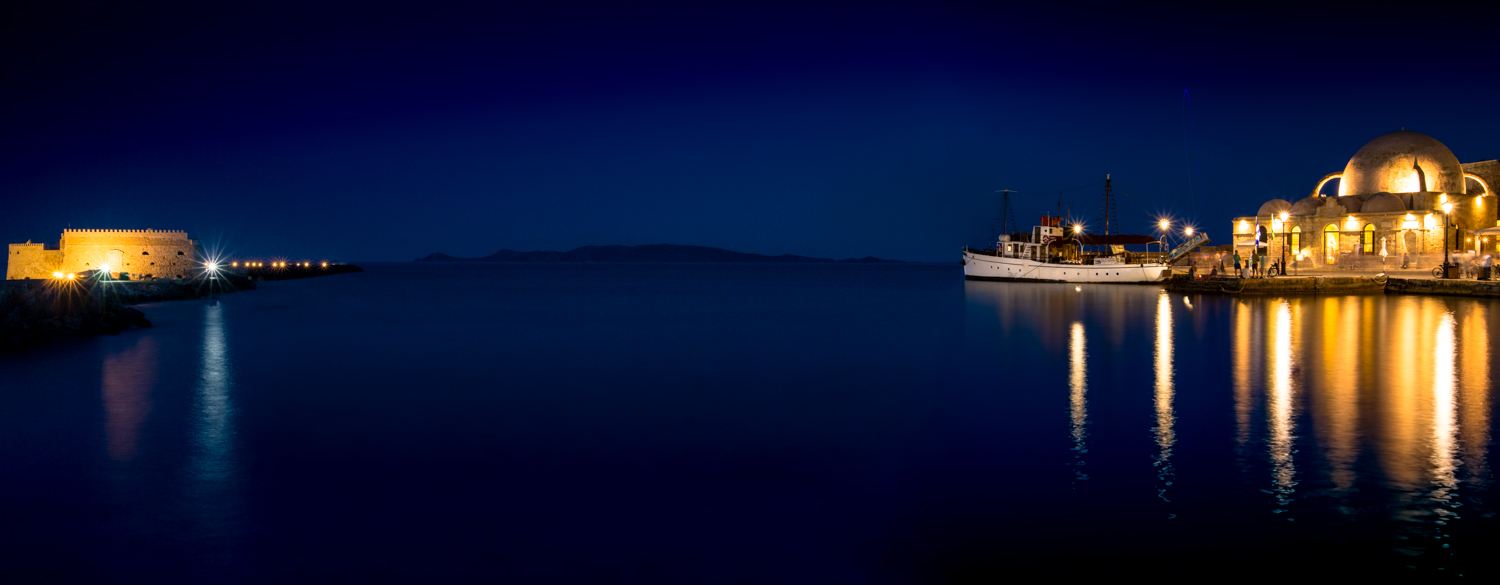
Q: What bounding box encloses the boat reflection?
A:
[102,338,159,463]
[1069,321,1087,482]
[1153,291,1174,502]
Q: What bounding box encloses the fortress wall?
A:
[58,229,198,278]
[6,243,64,279]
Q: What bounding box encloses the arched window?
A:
[1324,224,1339,264]
[1362,224,1375,254]
[1291,226,1301,259]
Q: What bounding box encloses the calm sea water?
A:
[1,263,1496,582]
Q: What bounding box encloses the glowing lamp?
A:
[52,272,62,279]
[1279,212,1289,222]
[1442,202,1454,214]
[1185,227,1194,236]
[1159,219,1169,230]
[67,274,76,280]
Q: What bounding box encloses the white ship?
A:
[960,176,1218,283]
[963,219,1179,283]
[962,178,1209,283]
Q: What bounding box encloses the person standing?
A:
[1233,250,1242,278]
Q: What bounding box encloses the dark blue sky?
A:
[4,2,1497,262]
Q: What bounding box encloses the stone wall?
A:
[6,243,64,279]
[57,229,199,278]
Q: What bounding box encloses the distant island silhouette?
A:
[415,244,901,264]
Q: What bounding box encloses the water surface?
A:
[1,263,1495,581]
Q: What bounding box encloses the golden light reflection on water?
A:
[1069,321,1088,482]
[1458,307,1490,484]
[1153,292,1174,501]
[1268,300,1295,511]
[964,282,1494,534]
[1227,295,1494,517]
[102,338,159,462]
[1233,301,1253,452]
[1313,297,1358,492]
[1431,313,1457,499]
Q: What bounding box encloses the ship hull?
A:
[962,250,1171,283]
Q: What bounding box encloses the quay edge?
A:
[1163,274,1500,298]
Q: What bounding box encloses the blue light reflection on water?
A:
[0,263,1496,581]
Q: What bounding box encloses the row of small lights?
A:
[46,259,326,280]
[229,261,327,268]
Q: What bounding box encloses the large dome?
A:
[1338,130,1465,196]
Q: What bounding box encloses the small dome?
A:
[1289,195,1323,215]
[1339,130,1465,196]
[1361,192,1407,213]
[1334,196,1365,213]
[1467,176,1489,196]
[1257,199,1292,217]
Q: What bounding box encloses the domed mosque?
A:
[1233,131,1499,268]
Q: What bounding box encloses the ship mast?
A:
[993,189,1017,245]
[1100,174,1120,236]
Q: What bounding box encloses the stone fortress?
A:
[1235,131,1498,268]
[7,229,203,280]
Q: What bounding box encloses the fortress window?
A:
[177,251,184,255]
[141,251,149,255]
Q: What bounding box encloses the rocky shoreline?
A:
[0,275,255,351]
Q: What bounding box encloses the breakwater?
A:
[231,263,363,280]
[1,275,255,350]
[1165,274,1500,298]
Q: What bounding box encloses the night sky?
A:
[4,3,1498,262]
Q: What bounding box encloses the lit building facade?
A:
[7,229,202,279]
[1233,131,1497,268]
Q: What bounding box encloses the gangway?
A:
[1165,232,1210,265]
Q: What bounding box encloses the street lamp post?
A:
[1159,219,1170,265]
[1279,212,1289,277]
[1442,202,1454,278]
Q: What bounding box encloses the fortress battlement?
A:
[62,229,187,235]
